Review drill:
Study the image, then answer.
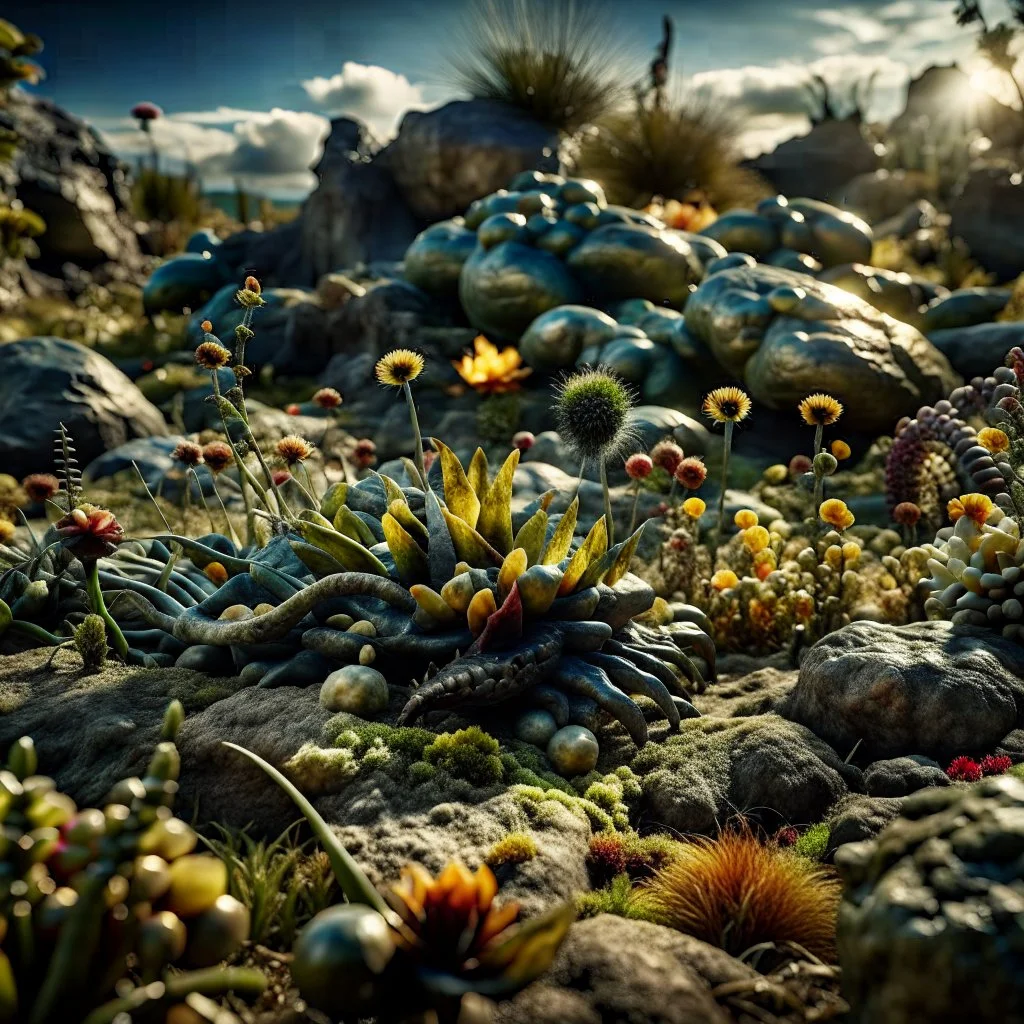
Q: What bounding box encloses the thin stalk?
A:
[189,468,219,534]
[600,459,614,547]
[85,559,128,660]
[714,421,734,555]
[812,423,823,459]
[299,462,321,507]
[402,381,427,486]
[574,459,586,501]
[628,481,641,536]
[209,476,243,548]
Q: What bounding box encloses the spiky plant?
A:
[452,0,623,133]
[637,828,841,959]
[575,95,769,210]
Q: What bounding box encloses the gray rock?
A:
[863,757,950,798]
[2,92,142,279]
[750,120,880,206]
[837,776,1024,1023]
[498,916,743,1024]
[0,337,167,478]
[627,714,861,835]
[929,322,1024,380]
[378,99,560,223]
[922,286,1013,333]
[783,620,1024,761]
[827,793,905,855]
[950,165,1024,281]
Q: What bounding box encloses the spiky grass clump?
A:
[638,830,841,959]
[555,366,636,463]
[453,0,622,133]
[73,613,107,672]
[575,97,768,210]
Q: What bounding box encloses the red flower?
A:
[351,438,377,469]
[55,505,125,560]
[272,470,291,486]
[512,431,535,452]
[285,404,301,416]
[775,826,799,847]
[651,440,683,475]
[980,754,1012,776]
[131,101,162,121]
[947,756,982,783]
[788,454,813,477]
[625,453,654,480]
[21,473,60,504]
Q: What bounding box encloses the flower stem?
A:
[628,481,640,536]
[601,458,614,547]
[85,559,128,660]
[812,423,824,458]
[714,421,734,555]
[209,477,242,548]
[403,381,427,487]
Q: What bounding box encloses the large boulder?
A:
[378,99,560,223]
[0,92,142,279]
[783,620,1024,762]
[0,337,167,478]
[949,165,1024,281]
[685,262,960,433]
[929,322,1024,380]
[837,777,1024,1024]
[749,119,880,206]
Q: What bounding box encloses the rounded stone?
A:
[478,212,528,249]
[535,219,586,257]
[700,210,780,259]
[459,241,585,341]
[143,253,231,315]
[567,223,703,308]
[519,304,618,370]
[320,665,389,717]
[547,725,599,776]
[463,190,521,230]
[515,709,559,747]
[291,904,397,1018]
[558,178,606,207]
[784,198,873,268]
[403,219,478,299]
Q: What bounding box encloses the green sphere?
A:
[292,905,398,1018]
[516,709,559,747]
[320,665,389,717]
[547,725,599,776]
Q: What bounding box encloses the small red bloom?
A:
[55,505,125,560]
[313,387,343,410]
[651,440,683,475]
[285,403,301,416]
[947,756,982,783]
[21,473,60,504]
[775,826,799,847]
[131,101,162,121]
[788,454,813,477]
[625,453,653,480]
[512,431,535,452]
[674,456,707,490]
[351,438,377,469]
[980,754,1012,776]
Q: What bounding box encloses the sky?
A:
[8,0,1010,197]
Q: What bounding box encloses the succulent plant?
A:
[0,702,262,1023]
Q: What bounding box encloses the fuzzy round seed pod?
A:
[812,452,838,477]
[313,387,343,410]
[21,473,60,503]
[512,430,536,452]
[651,440,684,475]
[320,665,389,716]
[555,366,636,463]
[625,453,653,480]
[201,441,233,473]
[674,457,707,490]
[172,441,204,467]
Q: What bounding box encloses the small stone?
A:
[547,726,599,776]
[346,620,376,637]
[326,614,354,630]
[358,644,375,666]
[320,666,389,717]
[253,603,275,616]
[515,709,558,748]
[218,605,253,622]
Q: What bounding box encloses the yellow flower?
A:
[978,427,1010,455]
[842,541,861,563]
[195,340,232,370]
[742,525,771,554]
[734,509,758,530]
[819,498,855,531]
[702,387,751,424]
[948,493,994,527]
[0,518,14,543]
[710,569,739,591]
[376,349,425,388]
[831,440,851,460]
[798,393,843,426]
[682,497,706,518]
[453,335,532,395]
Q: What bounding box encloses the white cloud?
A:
[97,108,330,196]
[302,61,428,137]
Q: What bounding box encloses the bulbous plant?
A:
[226,742,573,1023]
[555,366,637,547]
[0,702,262,1024]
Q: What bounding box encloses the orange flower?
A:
[977,427,1009,454]
[734,509,758,530]
[819,499,854,531]
[831,440,851,460]
[55,505,125,560]
[948,493,994,527]
[682,497,706,518]
[711,569,739,591]
[452,336,532,395]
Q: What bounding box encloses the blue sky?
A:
[11,0,992,196]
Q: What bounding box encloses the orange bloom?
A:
[710,569,739,591]
[948,493,994,527]
[819,499,855,531]
[453,336,532,395]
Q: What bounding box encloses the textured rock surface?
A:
[783,621,1024,761]
[379,99,560,223]
[837,777,1024,1023]
[928,322,1024,381]
[626,714,861,834]
[0,337,167,478]
[685,263,959,433]
[827,793,906,856]
[498,916,744,1024]
[1,92,142,279]
[863,756,949,798]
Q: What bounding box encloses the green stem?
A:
[600,459,614,547]
[714,421,734,556]
[299,462,321,507]
[85,559,128,660]
[210,476,243,547]
[403,381,427,487]
[812,423,823,459]
[189,469,219,535]
[9,620,64,646]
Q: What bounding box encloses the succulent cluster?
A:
[0,703,259,1023]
